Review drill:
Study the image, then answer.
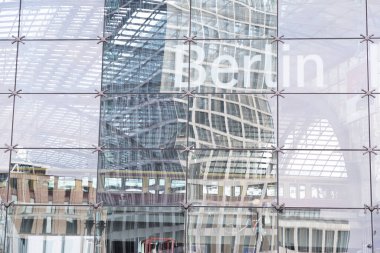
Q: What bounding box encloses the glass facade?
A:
[0,0,378,252]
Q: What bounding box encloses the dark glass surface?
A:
[99,206,184,253]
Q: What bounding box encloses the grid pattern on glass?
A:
[0,0,378,252]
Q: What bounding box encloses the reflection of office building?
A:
[6,206,104,253]
[278,210,352,253]
[1,0,374,252]
[98,0,277,252]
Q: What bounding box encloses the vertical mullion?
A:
[94,1,107,252]
[365,0,375,251]
[276,0,280,252]
[185,0,193,250]
[3,0,23,251]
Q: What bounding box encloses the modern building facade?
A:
[0,0,379,252]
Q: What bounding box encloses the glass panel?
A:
[100,94,188,149]
[368,40,380,89]
[0,0,19,39]
[0,42,17,92]
[279,39,367,92]
[297,228,309,252]
[188,207,276,252]
[189,94,276,149]
[373,212,380,251]
[20,0,104,39]
[99,206,184,253]
[189,40,276,93]
[97,149,186,206]
[10,149,97,204]
[279,209,371,252]
[279,0,366,38]
[105,0,189,40]
[279,94,369,149]
[188,150,276,206]
[0,152,9,202]
[325,230,335,253]
[102,40,188,93]
[6,206,95,253]
[279,151,370,208]
[13,94,100,148]
[370,96,380,205]
[191,0,276,39]
[368,0,380,36]
[0,206,6,253]
[0,94,13,145]
[17,41,102,92]
[370,154,380,205]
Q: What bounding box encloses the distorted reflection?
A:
[0,0,376,252]
[10,150,97,204]
[6,206,98,253]
[100,207,184,253]
[191,0,276,39]
[188,207,276,252]
[279,209,371,253]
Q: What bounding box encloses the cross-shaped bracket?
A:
[270,88,285,98]
[4,144,18,153]
[360,34,375,43]
[97,35,110,44]
[361,89,376,98]
[363,145,378,155]
[183,35,197,44]
[180,145,194,153]
[1,201,15,209]
[92,145,106,153]
[180,201,193,211]
[94,89,108,98]
[271,203,285,213]
[11,35,25,44]
[90,201,103,210]
[271,145,285,154]
[8,89,22,98]
[271,35,285,44]
[181,89,196,98]
[364,204,379,214]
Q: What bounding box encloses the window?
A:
[298,228,309,252]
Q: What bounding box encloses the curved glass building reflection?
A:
[98,0,277,252]
[0,0,377,253]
